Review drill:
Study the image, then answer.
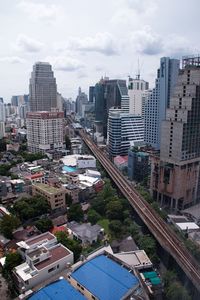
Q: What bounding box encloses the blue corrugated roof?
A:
[28,279,86,300]
[71,255,139,300]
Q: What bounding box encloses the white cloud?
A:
[0,56,26,64]
[164,35,195,58]
[18,1,60,22]
[125,0,157,15]
[46,56,85,72]
[66,33,119,56]
[15,34,43,53]
[131,26,163,55]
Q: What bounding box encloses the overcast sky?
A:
[0,0,199,102]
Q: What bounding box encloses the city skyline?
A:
[0,0,199,101]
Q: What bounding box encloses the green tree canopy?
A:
[68,203,84,222]
[138,234,156,257]
[109,220,123,237]
[3,252,22,274]
[0,214,20,239]
[35,218,53,233]
[87,209,101,225]
[106,200,123,220]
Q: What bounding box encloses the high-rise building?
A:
[89,86,95,103]
[0,99,5,122]
[29,62,57,112]
[151,55,200,210]
[107,109,144,157]
[144,57,179,149]
[26,111,64,153]
[94,78,130,138]
[76,87,88,117]
[128,75,149,117]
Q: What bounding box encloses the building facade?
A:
[75,87,88,118]
[108,109,144,157]
[26,111,64,153]
[144,57,179,149]
[128,75,149,117]
[151,56,200,210]
[128,149,149,181]
[29,62,57,112]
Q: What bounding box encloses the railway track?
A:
[79,129,200,292]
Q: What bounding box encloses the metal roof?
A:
[71,254,139,300]
[28,279,86,300]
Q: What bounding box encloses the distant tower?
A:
[29,62,57,112]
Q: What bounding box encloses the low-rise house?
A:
[13,232,73,292]
[68,221,103,245]
[32,183,66,212]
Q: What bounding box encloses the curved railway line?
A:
[78,128,200,293]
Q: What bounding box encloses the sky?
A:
[0,0,200,102]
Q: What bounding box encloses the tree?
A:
[109,220,123,237]
[3,252,22,276]
[10,173,19,180]
[166,282,191,300]
[35,218,53,233]
[65,193,73,206]
[65,135,71,151]
[55,231,82,261]
[0,214,20,239]
[138,234,156,257]
[87,209,101,225]
[68,204,84,222]
[0,164,11,176]
[106,200,123,220]
[0,138,7,151]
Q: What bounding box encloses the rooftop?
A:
[35,244,70,270]
[33,183,64,194]
[29,279,86,300]
[25,232,55,247]
[71,254,139,300]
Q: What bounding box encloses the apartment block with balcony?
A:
[14,232,73,293]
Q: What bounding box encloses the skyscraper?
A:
[29,62,57,112]
[144,57,179,149]
[151,55,200,210]
[128,75,149,117]
[75,87,88,117]
[94,78,129,138]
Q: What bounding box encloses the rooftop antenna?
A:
[136,58,140,80]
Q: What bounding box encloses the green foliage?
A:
[0,164,11,176]
[0,138,7,151]
[35,218,53,233]
[0,214,20,239]
[106,200,123,220]
[151,202,168,220]
[87,209,101,225]
[136,185,153,204]
[68,203,84,222]
[109,220,123,237]
[184,239,200,262]
[3,252,22,275]
[65,194,73,206]
[13,196,50,222]
[10,173,19,180]
[20,152,46,162]
[55,231,82,261]
[138,234,156,257]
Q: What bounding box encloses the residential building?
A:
[144,57,179,149]
[0,100,5,122]
[128,75,149,117]
[14,232,73,292]
[0,122,5,139]
[29,62,57,112]
[32,183,66,211]
[26,111,64,153]
[94,78,129,138]
[61,154,96,169]
[68,221,103,245]
[128,149,149,181]
[107,109,144,157]
[151,55,200,210]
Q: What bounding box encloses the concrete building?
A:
[128,149,149,181]
[14,232,73,293]
[32,183,66,211]
[94,78,129,138]
[0,100,6,122]
[0,122,5,139]
[107,109,144,157]
[61,154,96,169]
[26,111,64,153]
[29,62,57,112]
[151,55,200,210]
[128,75,149,117]
[144,57,179,149]
[76,87,88,118]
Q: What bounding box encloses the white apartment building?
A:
[128,75,149,117]
[26,111,64,153]
[14,232,73,293]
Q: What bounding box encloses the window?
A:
[48,266,56,273]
